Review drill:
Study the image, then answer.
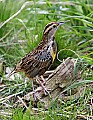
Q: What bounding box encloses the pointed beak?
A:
[57,20,70,26]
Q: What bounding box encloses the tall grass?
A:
[0,0,93,66]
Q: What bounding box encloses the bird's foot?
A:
[32,81,43,101]
[36,76,51,97]
[33,91,37,101]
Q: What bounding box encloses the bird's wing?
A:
[15,48,52,78]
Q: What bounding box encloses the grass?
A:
[0,0,93,119]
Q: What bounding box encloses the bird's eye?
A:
[53,25,57,28]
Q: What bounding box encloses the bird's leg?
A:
[31,81,43,101]
[32,81,37,101]
[36,76,51,97]
[40,75,46,84]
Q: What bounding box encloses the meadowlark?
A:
[8,21,69,99]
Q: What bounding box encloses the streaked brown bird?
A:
[9,21,69,98]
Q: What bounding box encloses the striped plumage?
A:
[9,21,65,79]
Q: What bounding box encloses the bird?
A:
[8,21,69,99]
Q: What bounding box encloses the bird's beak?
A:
[57,20,70,26]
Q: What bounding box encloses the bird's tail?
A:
[7,62,22,78]
[7,68,16,78]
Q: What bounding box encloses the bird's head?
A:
[43,21,69,40]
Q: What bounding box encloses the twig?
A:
[0,110,12,117]
[0,87,6,92]
[77,114,93,119]
[0,91,23,103]
[17,96,28,109]
[45,70,54,74]
[0,84,8,88]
